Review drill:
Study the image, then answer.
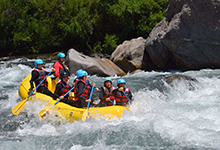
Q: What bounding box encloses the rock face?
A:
[143,0,220,71]
[110,37,146,73]
[66,49,126,77]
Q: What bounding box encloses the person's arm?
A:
[54,83,63,96]
[127,90,133,101]
[30,70,39,89]
[99,88,106,102]
[52,84,62,100]
[112,89,118,97]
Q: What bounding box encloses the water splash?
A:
[1,60,220,149]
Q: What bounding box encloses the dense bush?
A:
[0,0,168,57]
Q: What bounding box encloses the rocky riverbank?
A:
[2,0,219,77]
[111,0,220,72]
[67,0,220,76]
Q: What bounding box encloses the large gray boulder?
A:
[143,0,220,71]
[110,37,146,73]
[66,49,126,77]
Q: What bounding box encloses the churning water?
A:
[1,58,220,149]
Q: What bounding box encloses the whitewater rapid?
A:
[1,59,220,149]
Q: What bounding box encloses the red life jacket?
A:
[58,81,71,98]
[74,79,91,101]
[34,69,48,87]
[115,88,130,106]
[100,86,115,106]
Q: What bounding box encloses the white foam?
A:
[3,63,220,148]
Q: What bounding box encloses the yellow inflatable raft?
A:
[18,74,129,122]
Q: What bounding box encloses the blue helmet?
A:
[76,69,84,78]
[57,52,65,58]
[34,59,43,68]
[78,70,88,78]
[117,78,126,85]
[83,71,88,76]
[104,78,112,84]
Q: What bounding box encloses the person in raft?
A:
[53,71,75,106]
[112,78,133,106]
[30,59,57,99]
[73,70,98,108]
[53,52,70,78]
[99,78,115,106]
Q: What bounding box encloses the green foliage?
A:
[102,34,118,54]
[0,0,168,57]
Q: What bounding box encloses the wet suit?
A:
[30,69,57,99]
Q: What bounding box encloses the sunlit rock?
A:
[111,37,146,73]
[66,49,126,77]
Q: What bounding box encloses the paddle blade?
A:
[82,110,89,122]
[12,99,27,115]
[38,107,52,120]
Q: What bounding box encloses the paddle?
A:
[122,90,131,104]
[12,70,52,115]
[82,85,94,122]
[106,92,115,105]
[109,99,115,105]
[38,86,75,120]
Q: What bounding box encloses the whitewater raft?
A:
[18,74,129,122]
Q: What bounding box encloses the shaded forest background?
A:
[0,0,168,57]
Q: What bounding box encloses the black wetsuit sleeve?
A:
[112,89,118,97]
[99,88,106,102]
[77,82,87,102]
[54,83,63,97]
[30,70,39,89]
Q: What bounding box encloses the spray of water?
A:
[1,60,220,149]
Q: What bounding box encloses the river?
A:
[1,58,220,149]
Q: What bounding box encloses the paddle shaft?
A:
[29,70,53,98]
[106,93,115,105]
[122,90,131,103]
[109,99,115,105]
[86,85,94,109]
